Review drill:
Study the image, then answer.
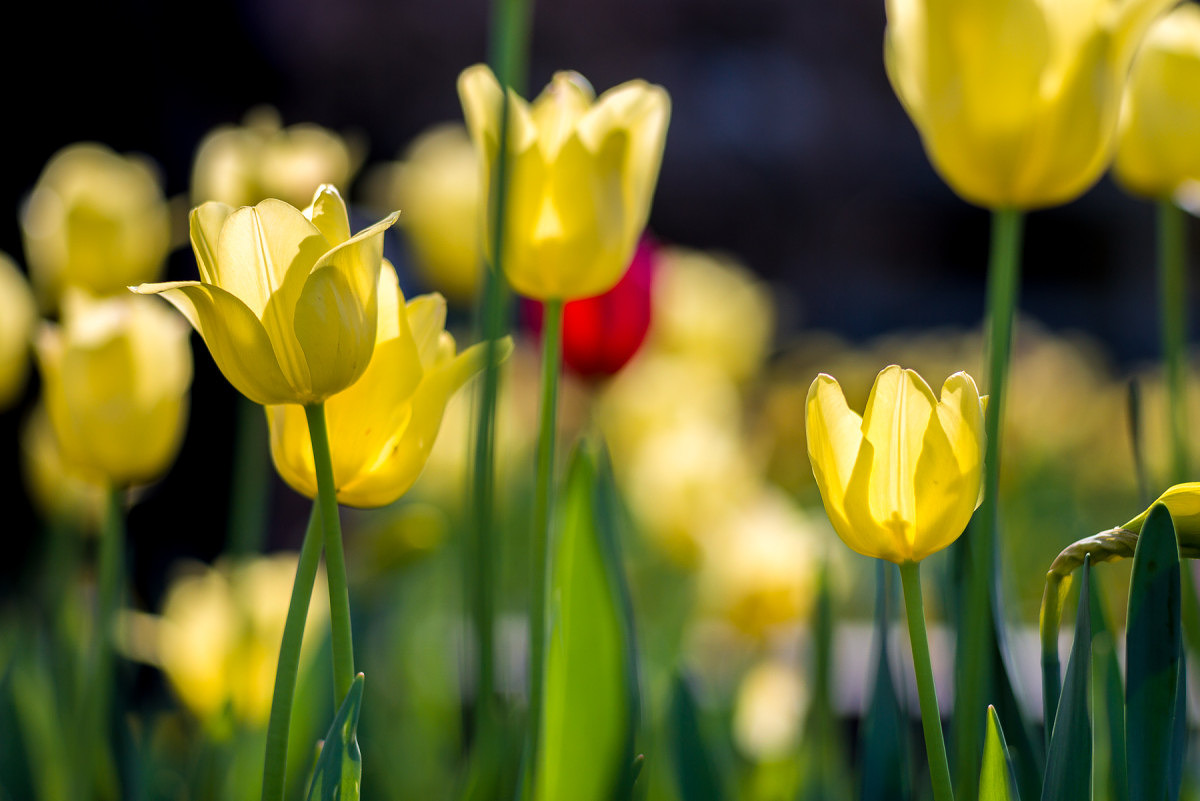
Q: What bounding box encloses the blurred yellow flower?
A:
[134,185,398,406]
[21,143,170,307]
[649,247,774,382]
[192,106,361,208]
[885,0,1173,208]
[158,555,328,732]
[266,262,504,507]
[806,366,985,563]
[1114,3,1200,200]
[21,402,106,530]
[458,64,670,300]
[733,659,808,761]
[35,292,192,487]
[369,124,483,305]
[0,253,37,409]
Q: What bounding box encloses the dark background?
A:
[0,0,1193,601]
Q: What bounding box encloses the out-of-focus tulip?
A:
[192,106,360,208]
[733,659,808,761]
[378,124,483,305]
[134,185,397,406]
[806,366,986,563]
[0,253,37,409]
[157,555,328,732]
[458,64,670,301]
[21,402,106,530]
[1114,4,1200,200]
[526,237,655,378]
[885,0,1173,209]
[266,263,505,507]
[649,247,773,382]
[35,292,192,487]
[700,490,822,638]
[22,143,170,307]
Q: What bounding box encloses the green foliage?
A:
[858,562,909,801]
[979,706,1018,801]
[1040,558,1092,801]
[1125,504,1183,801]
[534,439,639,801]
[307,673,364,801]
[668,674,724,801]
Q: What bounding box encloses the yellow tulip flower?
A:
[885,0,1174,209]
[21,402,106,530]
[266,262,506,508]
[133,185,398,406]
[21,143,171,307]
[1114,3,1200,200]
[458,64,670,300]
[157,555,328,732]
[192,106,360,208]
[806,366,986,563]
[35,292,192,487]
[1122,481,1200,534]
[0,252,36,409]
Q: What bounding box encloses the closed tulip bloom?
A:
[0,252,37,409]
[1114,4,1200,199]
[133,185,398,406]
[885,0,1174,209]
[22,143,170,307]
[806,366,986,563]
[266,263,505,507]
[36,292,192,486]
[458,64,670,301]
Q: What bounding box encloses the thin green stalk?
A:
[955,207,1023,793]
[467,0,533,739]
[524,298,564,796]
[227,396,271,556]
[261,505,323,801]
[900,561,954,801]
[304,403,355,705]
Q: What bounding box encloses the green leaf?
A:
[988,622,1042,801]
[668,673,724,801]
[1040,557,1092,801]
[534,439,638,801]
[980,706,1019,801]
[307,673,364,801]
[1088,577,1127,801]
[1125,503,1182,801]
[858,562,909,801]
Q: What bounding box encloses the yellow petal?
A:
[805,374,867,554]
[189,202,235,285]
[266,402,319,499]
[530,71,596,157]
[404,293,449,368]
[304,184,352,245]
[134,281,295,405]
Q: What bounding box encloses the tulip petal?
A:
[189,202,235,285]
[805,374,873,554]
[339,337,505,507]
[305,184,352,245]
[404,293,449,368]
[266,402,319,500]
[134,280,296,405]
[530,72,596,158]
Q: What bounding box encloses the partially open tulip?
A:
[1114,3,1200,200]
[806,366,986,563]
[266,263,506,507]
[192,106,360,208]
[0,253,36,409]
[22,143,170,307]
[885,0,1174,209]
[458,64,670,301]
[21,402,106,530]
[35,292,192,487]
[133,185,398,406]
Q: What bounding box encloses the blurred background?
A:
[0,1,1196,795]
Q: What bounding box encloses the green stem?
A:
[524,298,564,795]
[261,505,323,801]
[1158,198,1188,484]
[304,403,355,705]
[83,487,125,800]
[227,396,271,556]
[900,561,955,801]
[955,207,1023,792]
